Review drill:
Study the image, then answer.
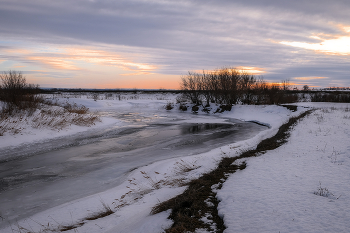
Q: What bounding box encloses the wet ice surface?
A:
[0,112,266,227]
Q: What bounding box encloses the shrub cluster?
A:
[0,71,101,135]
[180,67,297,106]
[0,71,42,114]
[310,91,350,103]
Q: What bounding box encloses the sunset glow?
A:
[236,66,266,75]
[1,1,350,88]
[280,26,350,55]
[5,46,157,74]
[294,77,328,81]
[266,82,299,87]
[193,66,266,75]
[27,57,80,70]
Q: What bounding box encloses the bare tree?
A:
[200,70,212,107]
[181,72,202,105]
[180,67,300,107]
[0,71,40,113]
[303,85,309,91]
[0,71,27,104]
[281,79,290,91]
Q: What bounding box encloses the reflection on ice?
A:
[181,123,234,134]
[100,111,167,124]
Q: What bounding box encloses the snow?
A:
[0,105,120,150]
[1,93,350,233]
[217,105,350,233]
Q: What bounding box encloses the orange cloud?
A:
[28,56,80,70]
[64,48,157,74]
[267,82,299,87]
[13,65,27,68]
[193,66,266,75]
[294,77,328,81]
[235,66,266,75]
[4,46,157,74]
[4,48,32,55]
[339,24,350,33]
[280,25,350,55]
[120,71,152,76]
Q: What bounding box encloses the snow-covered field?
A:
[1,93,350,233]
[218,103,350,233]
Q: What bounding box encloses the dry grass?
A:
[54,200,114,232]
[7,200,114,233]
[314,182,334,198]
[8,219,58,233]
[0,100,100,136]
[84,200,114,222]
[63,102,89,114]
[112,161,199,214]
[173,159,199,175]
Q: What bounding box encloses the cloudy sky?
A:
[1,0,350,89]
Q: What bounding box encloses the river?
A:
[0,112,267,229]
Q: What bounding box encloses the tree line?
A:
[180,67,297,106]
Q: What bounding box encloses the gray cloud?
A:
[1,0,350,87]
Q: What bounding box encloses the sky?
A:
[1,0,350,89]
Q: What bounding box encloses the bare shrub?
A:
[192,105,199,112]
[314,182,334,197]
[165,102,174,110]
[179,103,188,111]
[0,71,41,114]
[214,104,232,113]
[202,106,211,113]
[180,67,299,107]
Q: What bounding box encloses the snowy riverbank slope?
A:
[218,103,350,233]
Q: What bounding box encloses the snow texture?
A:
[217,103,350,233]
[1,93,349,233]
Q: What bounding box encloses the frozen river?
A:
[0,112,267,228]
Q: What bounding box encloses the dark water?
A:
[0,119,266,228]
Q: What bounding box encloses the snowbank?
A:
[217,104,350,233]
